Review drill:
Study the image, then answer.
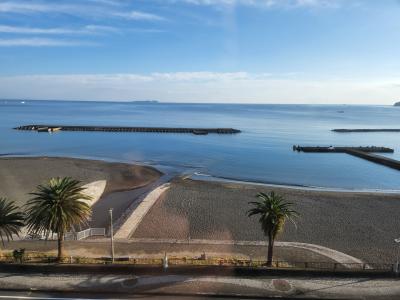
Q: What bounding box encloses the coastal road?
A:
[1,272,400,299]
[0,291,269,300]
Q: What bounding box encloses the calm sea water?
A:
[1,100,400,190]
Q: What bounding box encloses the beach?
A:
[133,178,400,263]
[1,157,399,264]
[0,157,162,227]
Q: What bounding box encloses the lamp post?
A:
[109,208,114,263]
[394,238,400,274]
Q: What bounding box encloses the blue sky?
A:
[0,0,399,103]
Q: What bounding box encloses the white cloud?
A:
[174,0,341,7]
[0,38,97,47]
[151,71,249,81]
[0,2,84,14]
[114,10,167,21]
[0,1,167,22]
[0,24,119,35]
[0,72,398,104]
[86,0,122,5]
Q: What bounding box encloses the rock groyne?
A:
[14,125,241,135]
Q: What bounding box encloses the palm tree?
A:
[0,198,25,246]
[25,177,92,261]
[247,191,298,267]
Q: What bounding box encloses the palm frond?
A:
[25,177,92,238]
[247,191,299,238]
[0,198,25,246]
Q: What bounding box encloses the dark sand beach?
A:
[0,157,162,226]
[1,157,399,263]
[133,178,400,263]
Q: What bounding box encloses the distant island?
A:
[395,102,400,106]
[130,100,159,104]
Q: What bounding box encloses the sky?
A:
[0,0,400,104]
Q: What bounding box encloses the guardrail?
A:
[25,228,106,241]
[66,228,106,240]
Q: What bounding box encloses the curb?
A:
[0,263,395,278]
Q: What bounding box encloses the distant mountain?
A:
[395,102,400,106]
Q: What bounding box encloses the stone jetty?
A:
[293,145,400,171]
[332,129,400,133]
[293,146,394,153]
[14,125,241,135]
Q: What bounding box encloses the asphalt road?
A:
[0,291,270,300]
[0,271,400,300]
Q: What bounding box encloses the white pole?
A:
[163,252,168,269]
[110,208,114,263]
[394,238,400,274]
[397,243,400,274]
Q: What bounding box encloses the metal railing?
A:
[24,228,106,241]
[0,254,395,272]
[68,228,106,240]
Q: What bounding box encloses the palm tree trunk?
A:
[57,232,65,261]
[267,233,274,267]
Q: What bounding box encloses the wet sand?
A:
[133,178,400,263]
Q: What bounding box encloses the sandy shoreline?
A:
[1,156,399,263]
[192,173,400,194]
[134,178,400,263]
[0,156,162,228]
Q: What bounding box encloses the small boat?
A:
[37,127,49,132]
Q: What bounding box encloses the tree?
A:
[247,191,298,267]
[0,198,25,246]
[25,177,92,261]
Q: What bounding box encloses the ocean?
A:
[1,100,400,190]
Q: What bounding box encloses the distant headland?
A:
[394,102,400,106]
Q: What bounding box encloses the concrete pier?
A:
[344,149,400,171]
[293,145,400,171]
[14,125,241,135]
[333,129,400,133]
[293,146,394,153]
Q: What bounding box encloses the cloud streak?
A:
[0,2,84,14]
[0,1,167,21]
[114,10,167,21]
[0,24,119,35]
[0,38,97,47]
[173,0,342,7]
[0,72,398,104]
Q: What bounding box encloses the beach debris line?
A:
[293,145,400,171]
[14,125,241,135]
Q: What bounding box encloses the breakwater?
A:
[333,129,400,133]
[293,146,394,153]
[14,125,241,135]
[344,149,400,171]
[293,145,400,171]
